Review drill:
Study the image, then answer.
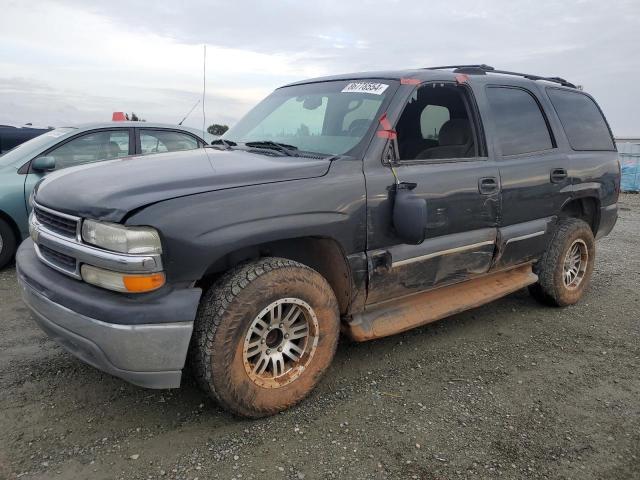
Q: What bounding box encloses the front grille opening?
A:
[39,244,77,271]
[35,207,78,238]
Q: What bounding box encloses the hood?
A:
[35,148,331,222]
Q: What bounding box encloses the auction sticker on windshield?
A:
[341,82,389,95]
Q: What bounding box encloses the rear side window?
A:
[486,86,553,156]
[546,89,614,151]
[140,130,199,155]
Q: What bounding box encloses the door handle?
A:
[550,168,568,183]
[478,176,499,195]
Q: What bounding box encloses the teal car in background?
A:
[0,122,210,268]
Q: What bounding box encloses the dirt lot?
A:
[1,195,638,480]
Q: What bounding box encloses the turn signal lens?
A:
[122,273,166,293]
[81,264,165,293]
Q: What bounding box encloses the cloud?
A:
[0,0,639,134]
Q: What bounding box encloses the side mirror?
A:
[393,182,427,245]
[31,156,56,172]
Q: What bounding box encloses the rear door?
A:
[480,84,570,268]
[545,87,619,237]
[364,80,500,305]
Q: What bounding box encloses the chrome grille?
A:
[30,202,163,281]
[38,244,77,272]
[34,205,78,238]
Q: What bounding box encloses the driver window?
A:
[47,130,130,169]
[396,84,477,161]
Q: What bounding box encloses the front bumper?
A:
[16,240,201,389]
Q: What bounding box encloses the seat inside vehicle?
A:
[418,118,473,159]
[396,83,476,160]
[105,141,122,159]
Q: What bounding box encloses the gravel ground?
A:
[1,194,639,480]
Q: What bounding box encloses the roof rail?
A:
[425,64,577,89]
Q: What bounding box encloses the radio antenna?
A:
[177,99,200,125]
[202,44,207,139]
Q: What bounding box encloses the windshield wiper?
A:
[209,139,237,150]
[244,141,299,156]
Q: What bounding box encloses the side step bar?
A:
[344,264,538,342]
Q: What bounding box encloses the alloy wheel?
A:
[242,298,319,388]
[563,239,588,289]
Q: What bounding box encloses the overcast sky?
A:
[1,0,639,135]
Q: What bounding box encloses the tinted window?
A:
[547,89,614,151]
[486,87,553,156]
[140,130,199,155]
[48,130,130,169]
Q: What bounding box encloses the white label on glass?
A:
[341,82,389,95]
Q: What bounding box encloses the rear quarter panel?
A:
[568,150,620,207]
[568,150,620,239]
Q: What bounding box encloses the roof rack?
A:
[425,64,577,89]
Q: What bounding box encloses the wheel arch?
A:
[0,208,21,245]
[196,236,353,316]
[559,196,600,234]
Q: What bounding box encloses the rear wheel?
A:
[190,257,340,417]
[0,219,17,270]
[529,218,595,307]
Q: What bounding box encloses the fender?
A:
[125,159,367,284]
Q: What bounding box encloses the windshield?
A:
[223,80,396,156]
[0,128,76,167]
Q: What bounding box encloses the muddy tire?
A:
[0,219,17,270]
[190,257,340,418]
[529,218,595,307]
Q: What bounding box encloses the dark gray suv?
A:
[17,65,620,417]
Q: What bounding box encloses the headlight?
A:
[81,264,165,293]
[28,213,39,243]
[82,220,162,254]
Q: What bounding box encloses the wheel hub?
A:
[563,239,588,289]
[265,328,283,348]
[242,298,319,389]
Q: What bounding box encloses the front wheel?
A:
[0,219,17,270]
[529,218,595,307]
[190,257,340,417]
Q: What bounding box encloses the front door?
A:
[364,81,500,305]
